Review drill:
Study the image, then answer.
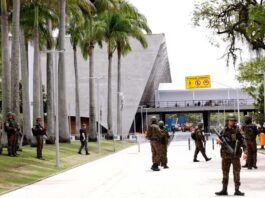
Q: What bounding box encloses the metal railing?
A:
[140,99,254,108]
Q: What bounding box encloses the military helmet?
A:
[197,122,203,128]
[244,115,252,124]
[150,116,157,124]
[7,112,13,117]
[158,121,164,127]
[226,113,237,121]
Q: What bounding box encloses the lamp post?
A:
[42,49,65,168]
[212,80,241,126]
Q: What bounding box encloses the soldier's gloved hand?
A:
[216,138,222,144]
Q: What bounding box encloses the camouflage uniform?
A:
[241,116,259,169]
[216,114,247,196]
[11,114,21,154]
[4,113,20,157]
[159,121,170,168]
[193,123,211,162]
[147,117,163,171]
[32,118,46,159]
[78,124,90,155]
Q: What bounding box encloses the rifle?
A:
[213,128,234,155]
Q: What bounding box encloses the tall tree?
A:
[80,0,115,141]
[193,0,265,64]
[11,0,21,118]
[58,0,69,142]
[236,57,265,125]
[1,0,11,147]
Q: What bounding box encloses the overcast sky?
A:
[129,0,248,89]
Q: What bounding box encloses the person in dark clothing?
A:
[78,123,90,155]
[4,112,18,157]
[32,117,46,159]
[193,123,211,162]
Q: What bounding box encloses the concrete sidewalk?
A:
[1,141,265,198]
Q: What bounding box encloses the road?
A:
[1,139,265,198]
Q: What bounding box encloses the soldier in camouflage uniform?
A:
[216,114,247,196]
[193,123,211,162]
[4,112,20,157]
[241,115,259,169]
[146,116,163,171]
[11,113,21,155]
[158,121,170,169]
[32,117,46,160]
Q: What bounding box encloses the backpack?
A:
[191,132,196,140]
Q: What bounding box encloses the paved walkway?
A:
[1,140,265,198]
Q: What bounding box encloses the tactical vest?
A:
[243,125,257,140]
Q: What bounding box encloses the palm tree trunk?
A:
[73,47,81,134]
[107,45,113,138]
[39,55,44,124]
[88,42,97,141]
[32,6,40,146]
[1,0,11,147]
[46,19,55,144]
[11,0,20,118]
[20,30,32,145]
[58,0,70,142]
[117,45,122,138]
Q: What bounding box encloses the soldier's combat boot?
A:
[86,152,90,155]
[242,163,248,168]
[253,165,258,169]
[193,159,200,162]
[215,185,228,196]
[163,164,169,169]
[234,187,244,196]
[206,157,212,162]
[151,163,160,171]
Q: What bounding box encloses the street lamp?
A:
[212,80,241,126]
[42,49,65,168]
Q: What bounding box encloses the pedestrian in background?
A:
[78,123,90,155]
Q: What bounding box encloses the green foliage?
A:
[193,0,265,64]
[236,57,265,124]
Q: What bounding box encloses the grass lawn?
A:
[0,140,135,194]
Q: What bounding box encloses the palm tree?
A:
[80,0,115,141]
[67,0,95,138]
[115,1,151,138]
[1,0,11,146]
[10,0,21,118]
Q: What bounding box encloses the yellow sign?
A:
[185,75,211,89]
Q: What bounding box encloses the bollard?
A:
[188,138,191,150]
[212,138,215,150]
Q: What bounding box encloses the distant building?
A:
[39,34,172,136]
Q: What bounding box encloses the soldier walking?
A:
[158,121,170,168]
[78,123,90,155]
[193,123,211,162]
[146,116,163,171]
[32,117,46,160]
[241,115,259,169]
[4,112,19,157]
[215,114,247,196]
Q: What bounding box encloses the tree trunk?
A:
[11,0,20,118]
[1,0,11,147]
[117,46,122,139]
[32,6,40,146]
[46,19,55,144]
[58,0,70,142]
[88,42,97,141]
[39,55,44,124]
[107,44,113,138]
[74,47,81,135]
[20,30,32,145]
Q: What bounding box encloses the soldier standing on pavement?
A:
[146,116,163,171]
[32,117,46,159]
[215,113,247,196]
[158,121,170,169]
[241,115,259,169]
[193,123,211,162]
[78,123,90,155]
